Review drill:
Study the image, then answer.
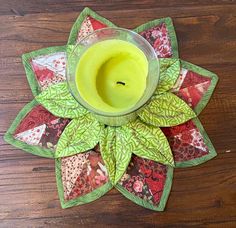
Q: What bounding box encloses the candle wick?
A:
[116,81,126,86]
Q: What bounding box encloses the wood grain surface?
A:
[0,1,236,227]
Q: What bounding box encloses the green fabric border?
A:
[115,166,173,211]
[181,60,219,116]
[22,45,67,97]
[67,7,117,45]
[134,17,179,58]
[55,158,113,208]
[175,117,217,168]
[4,100,55,158]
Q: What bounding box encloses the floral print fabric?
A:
[14,105,70,150]
[31,52,66,91]
[162,120,209,162]
[61,150,108,201]
[119,156,167,205]
[140,23,173,58]
[77,16,107,43]
[39,118,70,150]
[172,68,211,108]
[14,105,58,134]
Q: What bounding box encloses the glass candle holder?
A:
[66,28,159,126]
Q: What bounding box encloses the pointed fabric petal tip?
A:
[160,156,175,167]
[155,58,181,94]
[111,178,119,186]
[21,53,28,62]
[190,110,197,119]
[108,172,123,186]
[170,160,175,167]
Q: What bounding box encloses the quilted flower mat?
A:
[4,7,218,211]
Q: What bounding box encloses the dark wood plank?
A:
[0,1,236,227]
[0,0,235,15]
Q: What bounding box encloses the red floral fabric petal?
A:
[60,150,109,201]
[140,23,173,58]
[14,105,57,134]
[118,156,168,206]
[14,105,70,149]
[172,68,212,109]
[161,120,209,163]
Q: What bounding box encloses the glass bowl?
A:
[66,27,159,126]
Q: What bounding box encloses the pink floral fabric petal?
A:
[116,155,173,211]
[56,150,112,208]
[30,52,66,91]
[77,16,94,43]
[161,118,216,167]
[76,15,108,43]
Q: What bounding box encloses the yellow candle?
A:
[76,39,148,113]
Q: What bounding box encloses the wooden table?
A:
[0,1,236,227]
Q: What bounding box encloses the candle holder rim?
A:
[66,27,160,118]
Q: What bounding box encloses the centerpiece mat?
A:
[4,7,218,211]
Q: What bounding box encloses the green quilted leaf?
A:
[35,82,88,118]
[139,92,196,127]
[100,127,132,185]
[55,114,103,158]
[156,58,180,94]
[123,119,174,166]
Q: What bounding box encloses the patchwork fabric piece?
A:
[140,23,173,58]
[172,61,218,115]
[39,118,70,150]
[4,7,218,211]
[56,150,112,208]
[77,16,107,43]
[14,105,58,135]
[134,17,178,58]
[31,52,66,90]
[68,7,116,45]
[4,100,70,158]
[22,46,67,96]
[116,155,173,211]
[13,104,70,151]
[161,118,216,167]
[15,124,46,146]
[172,69,211,108]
